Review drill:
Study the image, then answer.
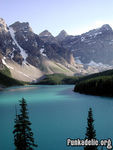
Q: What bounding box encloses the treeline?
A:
[0,72,24,87]
[35,73,78,85]
[74,69,113,97]
[76,69,113,83]
[0,66,26,87]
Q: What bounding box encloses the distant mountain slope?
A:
[74,69,113,97]
[61,24,113,65]
[56,30,68,41]
[39,30,58,44]
[0,18,87,82]
[0,17,113,82]
[0,18,74,66]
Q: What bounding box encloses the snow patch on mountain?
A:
[88,61,103,67]
[23,35,28,41]
[32,41,38,47]
[87,60,112,69]
[75,57,83,64]
[40,48,47,57]
[82,28,103,39]
[81,37,85,42]
[9,27,28,63]
[75,58,113,71]
[10,48,15,59]
[2,57,14,70]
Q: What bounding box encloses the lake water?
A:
[0,85,113,150]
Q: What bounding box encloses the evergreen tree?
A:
[13,98,37,150]
[84,108,98,150]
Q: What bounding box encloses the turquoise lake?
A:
[0,85,113,150]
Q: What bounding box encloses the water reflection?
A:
[6,86,38,92]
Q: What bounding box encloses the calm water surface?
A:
[0,85,113,150]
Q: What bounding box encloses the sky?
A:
[1,0,113,36]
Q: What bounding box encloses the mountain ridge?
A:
[0,17,112,82]
[0,18,86,81]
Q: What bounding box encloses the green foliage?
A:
[36,73,78,85]
[74,69,113,97]
[0,66,11,77]
[84,108,98,150]
[0,66,27,87]
[77,69,113,83]
[62,76,79,84]
[0,72,25,87]
[13,98,37,150]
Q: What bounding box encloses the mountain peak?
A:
[59,30,68,35]
[81,24,113,38]
[100,24,112,31]
[0,18,8,32]
[10,21,33,32]
[56,30,68,41]
[39,30,53,37]
[0,18,5,23]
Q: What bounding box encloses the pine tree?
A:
[84,108,98,150]
[13,98,37,150]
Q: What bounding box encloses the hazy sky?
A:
[1,0,113,36]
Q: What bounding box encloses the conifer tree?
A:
[13,98,37,150]
[84,108,98,150]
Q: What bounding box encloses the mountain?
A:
[39,30,68,43]
[39,30,52,37]
[0,18,87,82]
[56,30,68,41]
[39,25,113,71]
[39,30,58,44]
[39,25,113,74]
[61,24,113,65]
[9,21,77,67]
[0,18,113,83]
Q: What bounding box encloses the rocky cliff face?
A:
[0,19,74,66]
[9,22,44,66]
[0,18,85,81]
[39,30,58,44]
[0,18,112,82]
[0,18,8,33]
[9,22,75,68]
[0,19,23,64]
[56,30,68,41]
[61,24,113,65]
